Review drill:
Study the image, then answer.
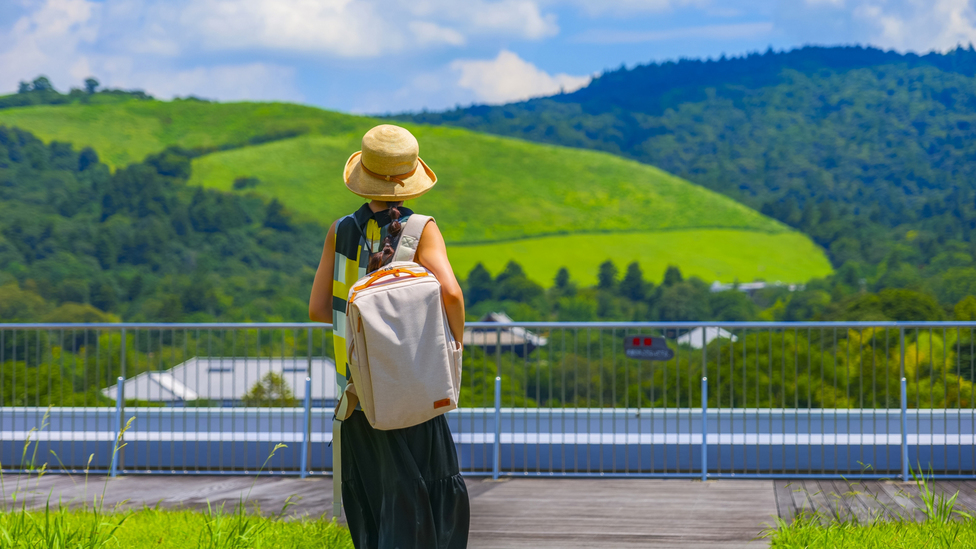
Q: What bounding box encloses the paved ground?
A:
[0,474,778,548]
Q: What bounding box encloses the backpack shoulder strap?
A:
[393,214,433,263]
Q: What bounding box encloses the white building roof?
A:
[676,327,738,349]
[466,312,548,347]
[102,357,338,403]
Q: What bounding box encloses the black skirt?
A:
[340,410,470,549]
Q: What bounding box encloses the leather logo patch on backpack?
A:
[433,398,451,409]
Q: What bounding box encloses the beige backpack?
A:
[332,214,462,517]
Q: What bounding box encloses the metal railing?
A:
[1,322,974,479]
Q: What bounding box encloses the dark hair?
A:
[367,201,404,273]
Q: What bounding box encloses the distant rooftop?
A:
[465,312,548,356]
[103,357,338,406]
[709,281,801,294]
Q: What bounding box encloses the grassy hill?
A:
[0,98,831,285]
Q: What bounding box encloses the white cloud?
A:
[0,0,98,91]
[0,0,562,97]
[178,0,390,58]
[400,0,558,39]
[451,49,591,104]
[463,0,558,39]
[558,0,709,16]
[854,0,976,52]
[169,0,556,57]
[576,21,775,44]
[0,0,303,102]
[410,21,467,47]
[785,0,976,53]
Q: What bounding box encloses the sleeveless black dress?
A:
[332,204,469,548]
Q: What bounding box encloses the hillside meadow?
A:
[0,98,830,284]
[448,230,831,286]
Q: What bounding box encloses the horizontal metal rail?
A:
[5,321,976,329]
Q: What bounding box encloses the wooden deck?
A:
[0,474,777,548]
[774,479,976,523]
[3,474,973,547]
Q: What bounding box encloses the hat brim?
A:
[343,151,437,201]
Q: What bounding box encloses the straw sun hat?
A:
[343,124,437,201]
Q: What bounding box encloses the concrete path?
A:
[0,474,778,548]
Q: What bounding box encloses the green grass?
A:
[188,128,788,244]
[765,470,976,548]
[766,514,976,548]
[448,229,833,285]
[0,98,832,282]
[0,506,352,548]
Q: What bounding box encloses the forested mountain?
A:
[0,126,320,322]
[398,46,976,275]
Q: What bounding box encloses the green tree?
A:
[92,283,118,312]
[554,267,571,290]
[783,290,831,321]
[31,76,53,92]
[710,290,758,321]
[41,303,118,323]
[877,289,944,321]
[619,262,647,301]
[84,77,99,94]
[935,268,976,305]
[662,265,684,287]
[466,263,494,305]
[597,260,618,290]
[494,262,543,303]
[557,295,596,321]
[263,198,291,231]
[955,296,976,321]
[495,261,526,285]
[658,281,710,321]
[58,279,90,304]
[0,283,52,321]
[550,267,577,298]
[242,372,297,407]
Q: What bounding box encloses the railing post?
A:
[901,376,908,482]
[110,375,123,478]
[899,327,908,482]
[301,376,312,479]
[120,327,127,379]
[493,375,502,480]
[701,376,708,482]
[700,326,708,482]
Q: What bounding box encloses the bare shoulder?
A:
[420,217,439,236]
[417,218,444,250]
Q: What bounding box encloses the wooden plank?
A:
[875,481,923,521]
[786,480,818,519]
[826,479,881,523]
[948,480,976,514]
[465,478,505,500]
[857,481,909,521]
[773,481,796,520]
[468,479,776,548]
[840,479,889,522]
[798,481,837,522]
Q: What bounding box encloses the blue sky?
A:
[2,0,975,114]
